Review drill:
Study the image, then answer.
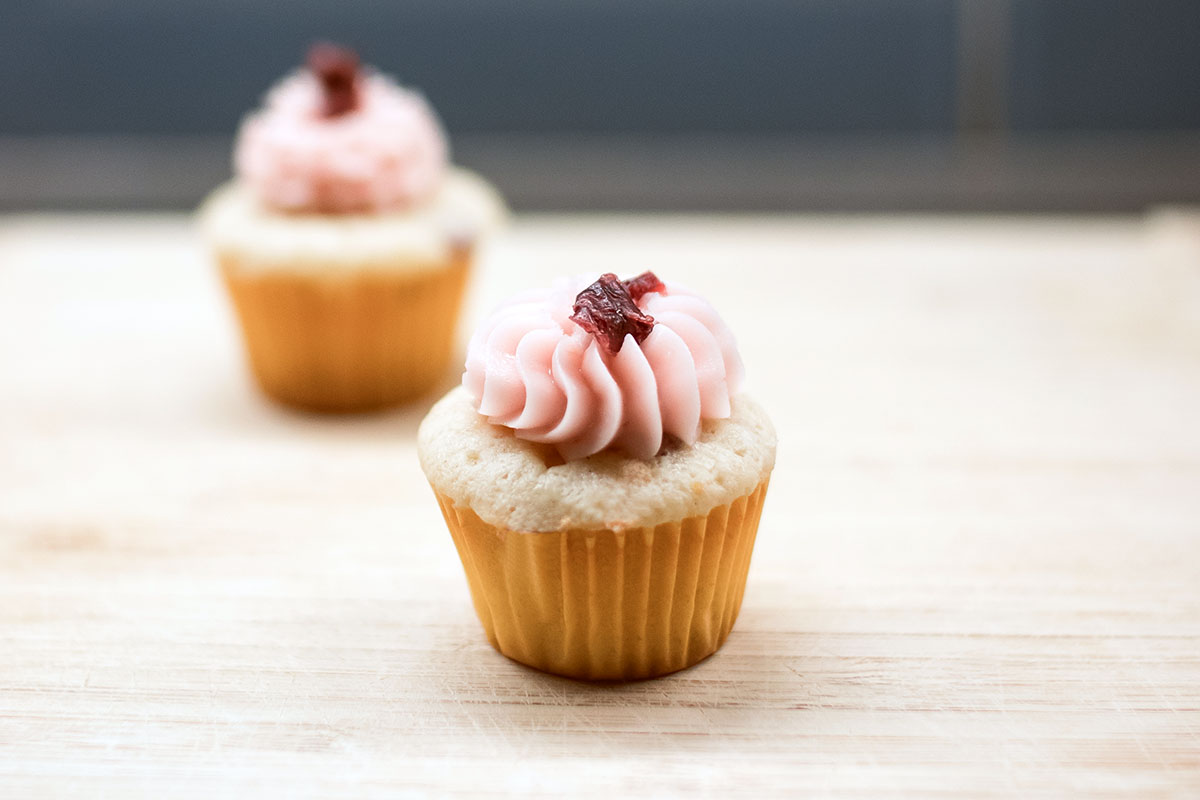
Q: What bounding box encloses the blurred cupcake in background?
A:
[201,43,504,412]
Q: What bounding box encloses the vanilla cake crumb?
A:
[200,167,505,271]
[418,386,776,531]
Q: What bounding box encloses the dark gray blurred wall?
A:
[2,0,959,135]
[1010,0,1200,130]
[2,0,1199,211]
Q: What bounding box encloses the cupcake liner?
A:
[219,253,470,412]
[433,479,770,681]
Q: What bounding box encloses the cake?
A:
[200,43,504,412]
[418,271,776,680]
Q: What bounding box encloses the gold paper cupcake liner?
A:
[434,479,770,681]
[219,253,471,412]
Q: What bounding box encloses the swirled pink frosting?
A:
[234,70,447,213]
[463,275,745,461]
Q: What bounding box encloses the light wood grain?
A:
[2,212,1199,798]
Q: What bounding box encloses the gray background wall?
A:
[2,0,1199,211]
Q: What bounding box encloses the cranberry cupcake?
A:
[200,43,504,412]
[418,272,776,680]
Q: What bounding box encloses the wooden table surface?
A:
[2,212,1199,797]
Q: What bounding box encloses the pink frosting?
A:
[463,275,745,461]
[234,70,448,213]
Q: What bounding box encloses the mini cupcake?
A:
[418,272,776,680]
[201,43,504,412]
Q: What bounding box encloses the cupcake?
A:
[418,272,776,680]
[201,43,504,412]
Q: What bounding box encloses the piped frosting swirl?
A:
[463,274,745,461]
[234,49,447,214]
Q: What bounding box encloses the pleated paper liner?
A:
[434,479,770,681]
[219,252,471,412]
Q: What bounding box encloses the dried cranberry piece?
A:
[623,271,665,301]
[570,272,662,354]
[307,42,361,118]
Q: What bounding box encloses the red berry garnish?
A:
[623,271,666,302]
[307,42,361,118]
[570,272,665,354]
